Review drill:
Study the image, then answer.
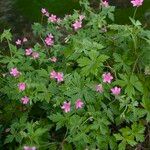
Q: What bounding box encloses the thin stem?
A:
[132,52,143,74]
[81,117,90,126]
[41,15,44,25]
[105,65,117,79]
[107,98,117,107]
[133,7,138,19]
[121,105,128,118]
[60,127,68,149]
[130,33,138,74]
[132,55,139,74]
[40,142,59,148]
[7,39,12,57]
[131,34,137,54]
[40,36,50,57]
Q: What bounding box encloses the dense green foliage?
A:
[0,0,150,149]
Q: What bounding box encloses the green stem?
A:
[132,55,139,74]
[41,15,44,25]
[60,127,68,149]
[120,105,128,119]
[133,7,138,19]
[7,39,12,57]
[40,36,50,57]
[105,65,117,79]
[131,34,137,53]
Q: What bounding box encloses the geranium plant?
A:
[0,0,150,149]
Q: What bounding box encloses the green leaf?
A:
[62,143,72,150]
[32,23,45,35]
[131,123,145,142]
[114,133,123,141]
[1,29,12,41]
[49,113,67,130]
[77,53,109,76]
[129,17,142,27]
[118,140,126,150]
[5,135,14,144]
[114,74,143,97]
[130,75,143,93]
[77,57,91,67]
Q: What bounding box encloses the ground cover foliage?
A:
[0,0,150,149]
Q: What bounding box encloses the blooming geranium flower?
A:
[79,15,85,21]
[131,0,144,7]
[48,14,57,23]
[45,34,54,46]
[41,8,47,14]
[21,96,29,104]
[15,39,22,45]
[50,71,64,82]
[96,84,103,93]
[56,18,61,23]
[45,12,49,17]
[50,56,57,62]
[5,128,10,133]
[72,20,82,30]
[101,0,109,7]
[61,101,71,113]
[32,52,39,59]
[102,72,113,83]
[23,146,36,150]
[23,37,28,42]
[56,72,64,82]
[18,82,26,91]
[10,68,20,77]
[75,99,84,109]
[111,86,121,95]
[25,48,32,56]
[50,70,57,79]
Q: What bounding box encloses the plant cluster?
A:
[0,0,150,149]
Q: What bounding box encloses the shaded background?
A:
[0,0,150,36]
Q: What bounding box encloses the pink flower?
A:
[79,15,85,21]
[131,0,144,7]
[2,73,6,77]
[50,56,57,62]
[50,71,64,82]
[96,84,103,93]
[45,12,49,17]
[101,0,109,7]
[18,82,26,91]
[23,37,28,42]
[25,48,32,56]
[23,146,36,150]
[56,18,61,23]
[5,128,10,133]
[101,27,107,33]
[64,14,71,20]
[10,68,20,77]
[48,14,57,23]
[61,101,71,113]
[32,52,39,59]
[50,70,57,79]
[102,72,113,83]
[56,72,64,82]
[111,86,121,96]
[48,33,54,39]
[15,39,22,45]
[75,99,84,109]
[45,34,54,46]
[41,8,47,14]
[72,20,82,30]
[21,96,29,104]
